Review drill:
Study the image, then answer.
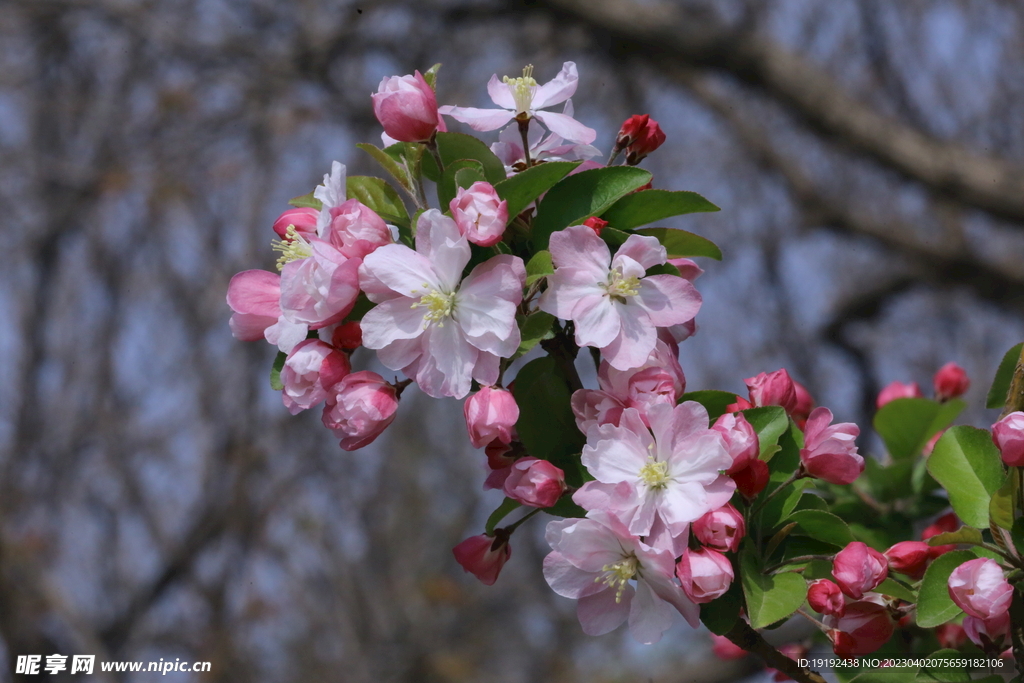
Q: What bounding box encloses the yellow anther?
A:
[271,225,313,271]
[638,458,671,489]
[413,288,457,327]
[603,269,641,300]
[595,555,639,603]
[502,64,538,114]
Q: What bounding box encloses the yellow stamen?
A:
[595,555,639,603]
[503,64,538,114]
[271,225,313,271]
[603,269,641,300]
[638,457,671,489]
[410,287,457,327]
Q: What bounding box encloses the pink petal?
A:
[439,105,515,132]
[614,234,666,271]
[414,210,470,292]
[542,552,604,599]
[226,269,281,317]
[414,321,477,398]
[645,571,701,628]
[548,224,611,278]
[533,110,597,144]
[635,275,702,327]
[628,580,675,644]
[361,244,442,298]
[376,336,422,372]
[572,295,621,348]
[578,587,632,636]
[359,297,428,348]
[538,269,606,320]
[600,301,656,371]
[229,312,278,342]
[486,74,517,109]
[531,61,580,110]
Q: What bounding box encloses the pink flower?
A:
[321,371,399,451]
[490,103,601,173]
[273,207,319,238]
[226,269,281,341]
[372,71,443,143]
[503,458,565,508]
[676,547,734,604]
[358,210,525,399]
[464,386,519,448]
[833,542,888,600]
[826,599,894,656]
[692,503,745,553]
[543,512,698,644]
[573,403,734,556]
[883,541,931,580]
[449,182,508,247]
[876,380,923,409]
[323,199,393,259]
[745,369,798,414]
[963,612,1010,652]
[807,579,845,617]
[712,412,759,475]
[731,458,769,498]
[313,161,347,236]
[800,407,863,485]
[935,623,967,650]
[440,62,596,144]
[570,339,684,433]
[947,558,1013,620]
[933,362,969,401]
[710,634,747,661]
[280,339,351,414]
[539,225,701,371]
[453,532,510,586]
[791,381,814,427]
[992,411,1024,467]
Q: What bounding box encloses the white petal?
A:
[627,580,674,644]
[359,297,428,348]
[531,61,579,110]
[577,587,632,636]
[543,552,604,599]
[440,106,515,132]
[486,74,517,109]
[533,110,597,145]
[362,244,441,298]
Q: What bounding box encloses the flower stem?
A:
[503,506,542,534]
[724,620,827,683]
[425,134,445,176]
[518,117,532,168]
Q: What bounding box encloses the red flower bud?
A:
[583,216,607,236]
[933,362,969,401]
[731,458,769,498]
[883,541,930,579]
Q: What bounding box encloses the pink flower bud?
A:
[947,558,1012,620]
[922,512,959,558]
[483,439,516,490]
[826,600,894,656]
[226,269,281,341]
[281,339,351,414]
[731,458,769,498]
[933,362,970,401]
[992,411,1024,467]
[452,532,511,586]
[326,199,392,258]
[963,612,1010,652]
[808,579,846,617]
[693,503,746,553]
[710,634,747,661]
[791,381,815,427]
[273,207,319,238]
[331,321,362,350]
[935,623,967,650]
[503,457,565,508]
[876,380,923,409]
[676,547,734,604]
[883,541,931,580]
[745,369,799,414]
[322,371,399,451]
[450,182,508,247]
[371,71,442,143]
[464,386,519,448]
[713,412,760,475]
[725,396,754,413]
[800,407,863,485]
[833,542,888,599]
[583,216,607,236]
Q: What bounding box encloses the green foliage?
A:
[873,397,965,460]
[494,161,580,222]
[512,357,586,486]
[598,189,719,229]
[356,143,415,192]
[741,406,788,459]
[927,426,1006,528]
[925,526,983,547]
[437,159,485,209]
[699,580,742,635]
[916,549,975,627]
[918,649,969,682]
[788,510,856,547]
[739,544,806,629]
[422,63,442,90]
[270,351,286,391]
[634,227,722,260]
[986,342,1023,409]
[422,132,506,184]
[346,176,410,232]
[544,495,586,519]
[531,167,652,249]
[288,190,321,210]
[1013,517,1024,556]
[485,498,521,534]
[990,472,1019,530]
[678,390,739,421]
[874,577,916,602]
[524,250,554,285]
[515,311,556,358]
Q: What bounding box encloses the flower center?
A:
[603,269,641,300]
[503,65,537,114]
[596,555,639,603]
[412,286,457,326]
[271,225,313,271]
[638,457,671,489]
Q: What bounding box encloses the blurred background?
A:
[2,0,1024,681]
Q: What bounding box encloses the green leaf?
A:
[512,357,586,484]
[599,189,720,229]
[544,495,586,519]
[516,311,556,357]
[927,426,1006,528]
[849,671,924,683]
[862,457,915,502]
[485,497,521,534]
[873,397,965,460]
[346,176,410,230]
[531,167,652,250]
[916,549,975,627]
[356,143,412,191]
[288,190,322,210]
[1012,518,1024,556]
[789,510,856,547]
[986,342,1023,409]
[422,132,506,184]
[525,250,554,285]
[635,227,722,260]
[699,580,742,635]
[437,159,485,209]
[741,407,789,459]
[918,649,969,682]
[925,526,984,547]
[990,471,1019,530]
[739,546,806,629]
[422,62,442,90]
[874,577,916,603]
[679,390,740,421]
[269,351,286,391]
[494,161,580,222]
